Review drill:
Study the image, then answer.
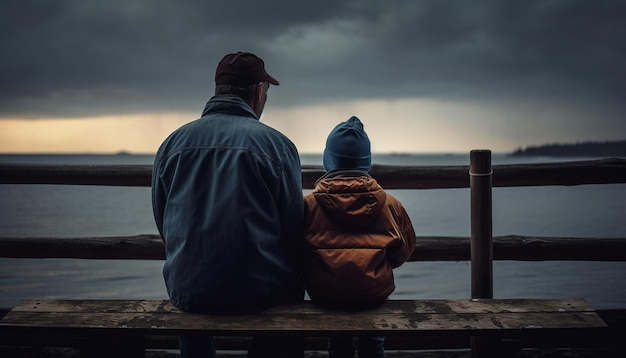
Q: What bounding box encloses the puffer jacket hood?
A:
[312,170,386,227]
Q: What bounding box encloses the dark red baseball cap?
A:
[215,52,279,86]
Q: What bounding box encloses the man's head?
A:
[214,52,279,117]
[323,116,372,172]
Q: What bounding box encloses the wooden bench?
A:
[0,298,608,357]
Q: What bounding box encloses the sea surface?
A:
[1,153,625,309]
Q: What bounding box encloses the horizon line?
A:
[0,150,499,156]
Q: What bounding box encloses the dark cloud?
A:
[1,0,625,118]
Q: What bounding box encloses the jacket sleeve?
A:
[386,196,417,268]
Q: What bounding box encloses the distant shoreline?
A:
[509,140,626,157]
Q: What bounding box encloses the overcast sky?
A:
[1,0,625,154]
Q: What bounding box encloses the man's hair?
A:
[215,83,258,103]
[215,81,269,104]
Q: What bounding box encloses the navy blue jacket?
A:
[152,95,303,313]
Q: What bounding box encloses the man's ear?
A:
[255,82,265,103]
[251,82,267,117]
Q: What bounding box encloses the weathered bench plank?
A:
[0,298,606,338]
[6,297,596,313]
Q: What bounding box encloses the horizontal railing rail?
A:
[0,235,625,261]
[1,157,625,189]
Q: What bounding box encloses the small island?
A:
[509,140,626,157]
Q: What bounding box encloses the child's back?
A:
[304,170,416,308]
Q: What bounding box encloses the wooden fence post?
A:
[470,150,494,358]
[470,149,493,298]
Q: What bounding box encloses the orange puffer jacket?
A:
[303,171,417,308]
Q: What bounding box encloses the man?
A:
[152,52,304,357]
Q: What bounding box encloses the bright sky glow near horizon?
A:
[1,1,625,155]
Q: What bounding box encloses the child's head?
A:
[323,116,371,172]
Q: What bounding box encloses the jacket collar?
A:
[201,95,258,119]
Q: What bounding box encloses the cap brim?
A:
[266,74,279,86]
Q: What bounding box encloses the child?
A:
[303,116,417,358]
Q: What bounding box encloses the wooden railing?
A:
[2,151,626,355]
[1,154,625,263]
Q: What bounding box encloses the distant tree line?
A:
[509,140,626,157]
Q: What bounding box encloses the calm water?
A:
[1,153,625,309]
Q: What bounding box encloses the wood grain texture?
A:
[0,299,607,337]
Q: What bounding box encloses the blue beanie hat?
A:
[323,116,371,171]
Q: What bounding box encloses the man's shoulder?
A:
[244,120,299,155]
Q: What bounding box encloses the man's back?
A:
[152,95,303,314]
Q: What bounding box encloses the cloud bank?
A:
[1,0,624,122]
